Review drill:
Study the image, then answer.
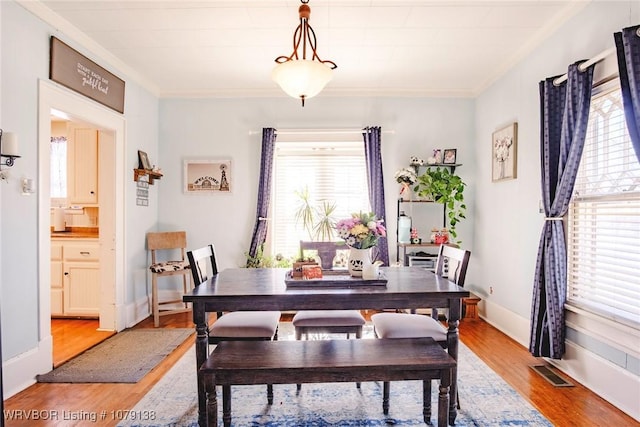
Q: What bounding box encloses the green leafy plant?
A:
[313,200,337,241]
[294,187,316,241]
[414,167,466,242]
[245,244,292,268]
[294,187,337,242]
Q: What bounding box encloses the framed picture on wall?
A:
[184,159,232,193]
[492,122,518,182]
[443,149,457,164]
[138,150,152,170]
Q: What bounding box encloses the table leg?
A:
[446,298,461,425]
[205,374,217,427]
[438,369,451,427]
[193,302,209,427]
[222,385,232,427]
[423,379,432,423]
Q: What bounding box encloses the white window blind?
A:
[567,84,640,326]
[269,141,370,259]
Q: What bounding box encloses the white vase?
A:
[348,247,372,277]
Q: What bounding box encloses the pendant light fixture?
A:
[272,0,337,106]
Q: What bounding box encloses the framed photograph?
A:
[138,150,152,170]
[492,123,518,182]
[432,149,442,164]
[184,159,232,193]
[443,149,457,164]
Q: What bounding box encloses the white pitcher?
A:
[362,261,383,280]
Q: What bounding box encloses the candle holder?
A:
[0,129,20,169]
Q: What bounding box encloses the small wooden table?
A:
[201,338,456,427]
[184,267,469,427]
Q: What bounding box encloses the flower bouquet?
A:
[335,212,386,249]
[394,167,417,196]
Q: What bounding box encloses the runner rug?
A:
[120,324,552,426]
[37,328,194,383]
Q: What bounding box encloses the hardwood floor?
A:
[4,313,638,426]
[51,319,115,367]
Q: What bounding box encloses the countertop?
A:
[51,227,99,239]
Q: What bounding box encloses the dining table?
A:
[183,266,469,427]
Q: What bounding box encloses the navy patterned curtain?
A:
[363,126,389,266]
[614,24,640,162]
[247,128,277,263]
[530,62,595,359]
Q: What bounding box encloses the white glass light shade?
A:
[1,132,18,156]
[271,59,333,101]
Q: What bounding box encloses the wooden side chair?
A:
[187,243,281,404]
[146,231,193,327]
[371,244,471,416]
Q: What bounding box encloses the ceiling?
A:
[30,1,589,99]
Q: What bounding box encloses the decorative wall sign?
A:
[184,159,232,193]
[492,122,518,182]
[49,36,125,114]
[136,178,149,206]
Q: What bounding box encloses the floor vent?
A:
[530,365,574,387]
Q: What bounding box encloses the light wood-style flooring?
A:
[4,313,638,426]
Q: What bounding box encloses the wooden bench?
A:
[200,337,456,427]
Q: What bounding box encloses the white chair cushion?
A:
[292,310,366,327]
[210,311,281,338]
[371,312,447,341]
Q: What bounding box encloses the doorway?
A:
[38,80,126,369]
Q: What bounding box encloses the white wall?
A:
[474,1,640,420]
[1,0,638,419]
[0,0,160,397]
[157,96,475,270]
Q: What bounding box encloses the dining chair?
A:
[371,244,471,415]
[146,231,193,327]
[292,241,365,340]
[291,241,366,390]
[187,243,281,404]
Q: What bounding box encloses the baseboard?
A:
[124,290,192,328]
[549,342,640,421]
[480,299,640,422]
[3,335,53,399]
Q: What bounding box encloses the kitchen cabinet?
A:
[67,127,98,205]
[51,239,100,317]
[50,242,64,316]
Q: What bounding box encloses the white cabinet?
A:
[51,242,64,315]
[67,127,98,205]
[51,239,100,317]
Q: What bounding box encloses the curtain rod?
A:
[553,47,616,85]
[249,128,395,136]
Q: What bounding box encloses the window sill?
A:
[564,303,640,358]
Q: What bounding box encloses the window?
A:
[567,82,640,326]
[50,136,67,199]
[268,139,370,260]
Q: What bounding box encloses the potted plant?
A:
[294,187,337,241]
[414,167,466,243]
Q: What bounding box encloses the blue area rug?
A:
[120,324,551,426]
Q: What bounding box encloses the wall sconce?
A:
[0,129,20,169]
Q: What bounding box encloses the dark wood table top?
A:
[183,266,469,312]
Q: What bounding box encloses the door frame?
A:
[38,80,126,351]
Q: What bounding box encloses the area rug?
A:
[37,328,194,383]
[119,324,551,426]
